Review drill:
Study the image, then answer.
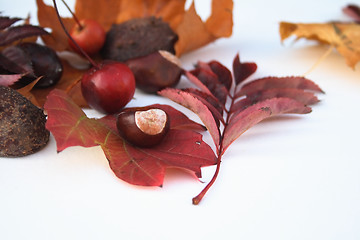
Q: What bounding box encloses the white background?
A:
[1,0,360,239]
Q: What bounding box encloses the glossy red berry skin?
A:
[81,61,136,114]
[69,19,106,55]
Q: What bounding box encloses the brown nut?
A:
[101,16,178,62]
[116,107,170,147]
[126,50,183,93]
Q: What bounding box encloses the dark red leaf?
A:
[159,88,221,149]
[235,76,324,98]
[223,98,312,151]
[0,16,22,30]
[196,60,233,91]
[190,65,229,104]
[0,73,24,86]
[183,88,225,126]
[184,71,214,96]
[232,53,257,85]
[44,89,216,187]
[107,129,216,186]
[44,89,101,151]
[0,25,48,46]
[231,88,319,115]
[161,53,324,204]
[343,4,360,22]
[208,60,233,90]
[0,46,34,76]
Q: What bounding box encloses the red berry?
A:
[81,61,136,114]
[69,19,105,55]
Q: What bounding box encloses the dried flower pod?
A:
[126,50,183,93]
[116,107,170,148]
[101,16,178,62]
[0,86,49,157]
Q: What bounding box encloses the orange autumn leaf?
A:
[37,0,233,56]
[16,77,41,107]
[280,21,360,69]
[30,59,88,108]
[36,0,75,52]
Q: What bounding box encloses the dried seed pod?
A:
[126,50,183,93]
[116,107,170,148]
[101,17,178,62]
[0,86,49,157]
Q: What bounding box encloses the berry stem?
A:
[60,0,83,30]
[52,0,99,69]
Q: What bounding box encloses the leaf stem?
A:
[192,152,223,205]
[52,0,99,69]
[192,80,240,205]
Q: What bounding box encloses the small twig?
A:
[302,46,334,76]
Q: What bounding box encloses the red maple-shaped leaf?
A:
[44,89,216,187]
[159,53,324,204]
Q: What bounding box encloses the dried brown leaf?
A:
[280,21,360,68]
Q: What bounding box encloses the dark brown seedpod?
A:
[101,16,178,62]
[0,86,49,157]
[116,107,170,148]
[126,50,183,93]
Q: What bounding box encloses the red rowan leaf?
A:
[159,88,221,149]
[0,73,23,86]
[184,71,214,97]
[235,76,324,98]
[183,88,225,125]
[190,65,229,104]
[207,60,233,91]
[161,54,324,204]
[0,45,34,76]
[0,25,48,46]
[232,53,257,85]
[196,61,232,91]
[0,16,22,30]
[343,4,360,22]
[44,89,216,187]
[223,98,312,151]
[230,88,319,114]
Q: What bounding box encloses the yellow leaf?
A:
[280,22,360,69]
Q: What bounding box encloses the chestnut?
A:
[125,50,183,93]
[116,107,170,148]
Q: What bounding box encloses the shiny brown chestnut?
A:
[125,50,183,93]
[116,107,170,148]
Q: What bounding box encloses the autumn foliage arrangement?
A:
[1,0,329,204]
[45,54,323,204]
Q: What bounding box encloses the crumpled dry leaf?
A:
[37,0,233,56]
[279,21,360,69]
[36,0,74,52]
[30,59,87,107]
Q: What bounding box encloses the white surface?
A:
[1,0,360,239]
